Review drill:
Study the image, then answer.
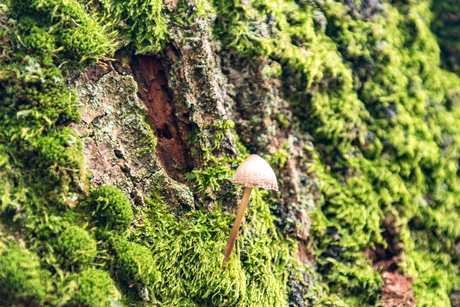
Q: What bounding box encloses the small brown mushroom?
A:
[222,154,278,264]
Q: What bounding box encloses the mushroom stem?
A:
[222,187,253,264]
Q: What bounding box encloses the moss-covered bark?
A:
[2,0,460,306]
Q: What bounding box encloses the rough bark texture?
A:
[68,64,195,214]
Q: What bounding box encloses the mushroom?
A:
[222,154,278,264]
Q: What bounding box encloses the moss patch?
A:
[123,188,294,307]
[210,0,460,305]
[57,226,97,268]
[98,0,168,54]
[65,268,118,307]
[110,235,158,287]
[88,185,135,233]
[0,0,119,305]
[0,242,52,305]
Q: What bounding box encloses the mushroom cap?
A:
[231,154,279,191]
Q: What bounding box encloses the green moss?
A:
[89,185,134,232]
[313,1,460,304]
[0,0,115,214]
[9,0,117,68]
[99,0,168,54]
[0,1,120,305]
[65,268,117,307]
[4,0,460,305]
[57,226,97,268]
[125,189,293,307]
[110,235,158,286]
[304,1,460,305]
[0,243,52,305]
[211,0,460,305]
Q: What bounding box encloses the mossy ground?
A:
[2,0,460,306]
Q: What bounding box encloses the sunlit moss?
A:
[0,1,121,305]
[88,185,134,232]
[124,189,293,306]
[99,0,168,54]
[210,0,460,305]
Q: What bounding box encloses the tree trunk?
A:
[2,0,460,306]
